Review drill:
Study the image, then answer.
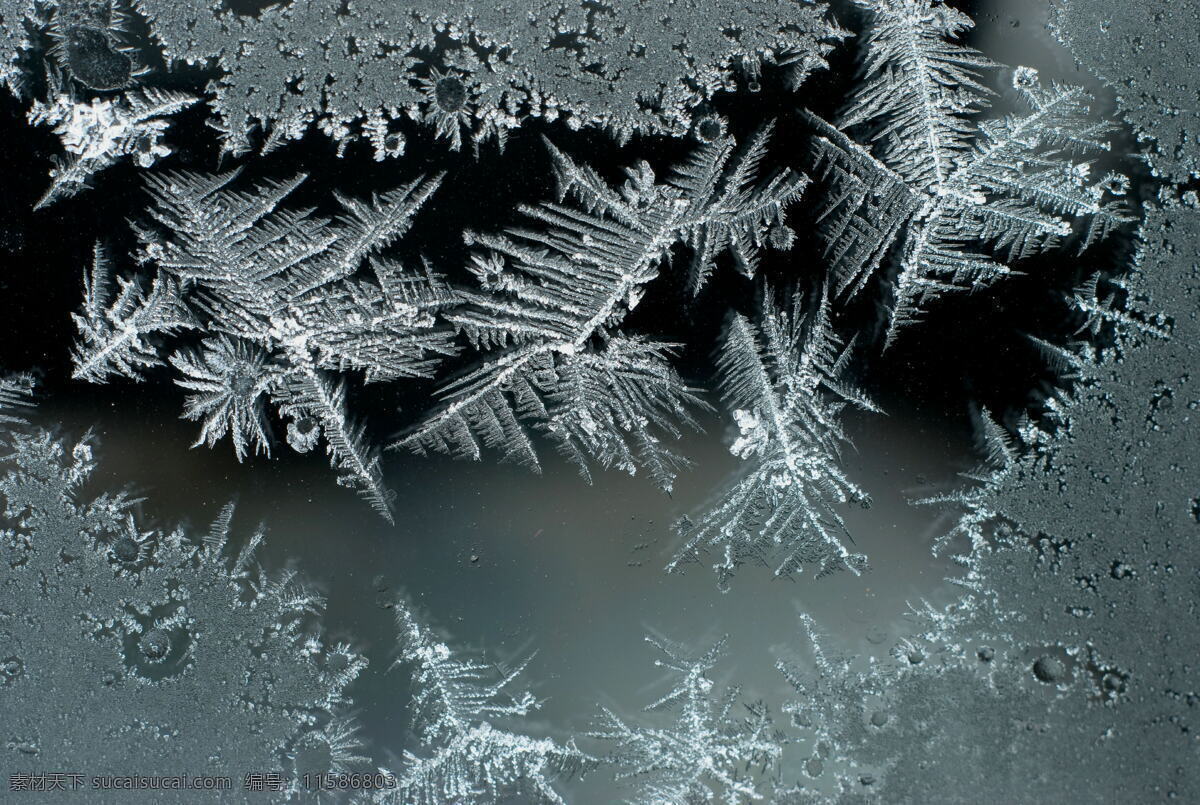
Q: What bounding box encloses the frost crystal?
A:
[0,0,143,92]
[805,0,1132,344]
[0,372,36,425]
[0,422,366,803]
[71,169,458,519]
[0,0,36,89]
[668,286,878,589]
[1069,273,1171,341]
[912,407,1018,556]
[369,599,589,805]
[395,130,804,492]
[28,82,198,208]
[1050,0,1200,184]
[779,202,1200,802]
[70,242,196,383]
[592,634,781,804]
[169,337,276,462]
[127,0,845,154]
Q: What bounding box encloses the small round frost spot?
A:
[139,628,171,662]
[1,655,24,685]
[383,132,404,155]
[1012,65,1039,89]
[435,76,468,113]
[1102,672,1127,695]
[695,116,724,143]
[768,223,796,251]
[1033,655,1067,684]
[65,28,133,91]
[111,536,140,564]
[287,416,321,453]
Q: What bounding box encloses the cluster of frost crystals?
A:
[395,128,804,492]
[0,420,368,803]
[367,599,589,805]
[0,372,36,425]
[803,0,1133,345]
[668,287,878,590]
[729,408,770,460]
[3,1,184,208]
[591,635,781,804]
[70,169,458,520]
[780,199,1199,802]
[1,0,141,91]
[28,83,198,208]
[1050,0,1200,185]
[0,0,34,88]
[129,0,845,154]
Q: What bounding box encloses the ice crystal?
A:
[780,201,1200,801]
[0,423,367,803]
[368,599,589,805]
[1050,0,1200,184]
[591,634,781,804]
[71,169,457,519]
[169,336,276,462]
[1069,274,1171,341]
[46,0,145,90]
[70,242,196,383]
[0,0,36,90]
[127,0,846,154]
[805,0,1132,344]
[668,286,878,589]
[0,372,36,426]
[28,81,198,208]
[912,407,1017,556]
[395,130,804,492]
[0,0,142,92]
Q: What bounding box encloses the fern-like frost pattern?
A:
[806,0,1131,343]
[592,635,781,804]
[369,600,589,804]
[71,169,457,519]
[396,129,805,492]
[669,286,878,588]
